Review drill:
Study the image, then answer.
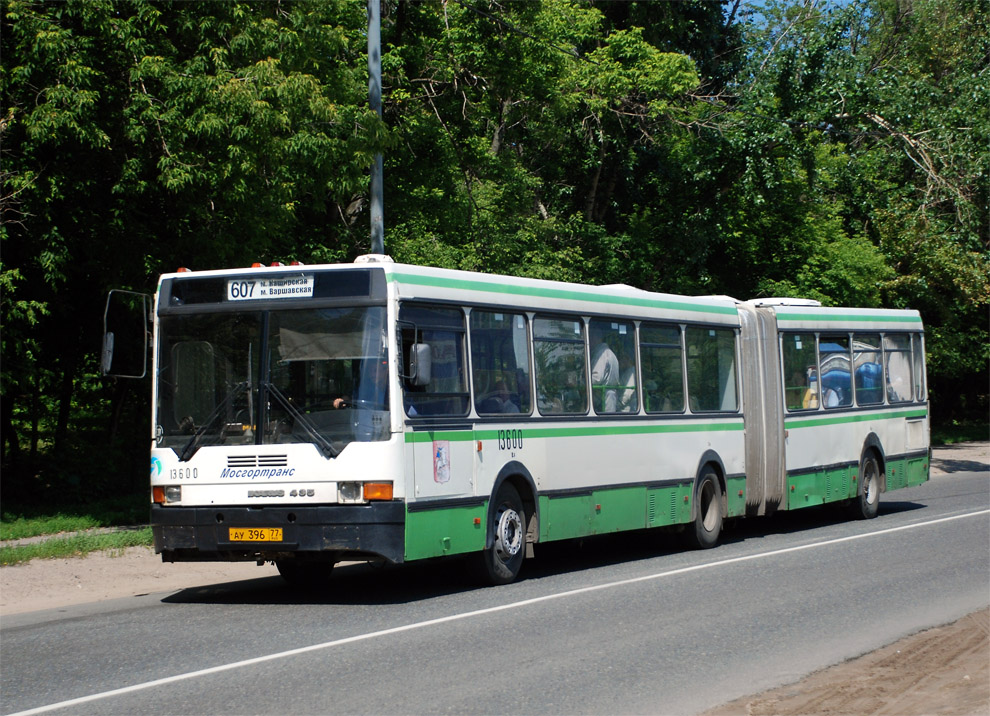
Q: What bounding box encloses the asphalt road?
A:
[2,471,988,716]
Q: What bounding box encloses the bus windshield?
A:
[156,306,390,458]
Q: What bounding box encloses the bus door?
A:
[400,304,476,500]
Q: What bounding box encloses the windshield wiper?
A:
[178,381,249,462]
[262,381,340,458]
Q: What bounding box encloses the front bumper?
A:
[152,502,405,564]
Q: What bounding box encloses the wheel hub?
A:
[494,506,523,561]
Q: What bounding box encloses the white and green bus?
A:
[119,256,929,585]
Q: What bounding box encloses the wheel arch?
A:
[861,433,888,494]
[489,461,539,552]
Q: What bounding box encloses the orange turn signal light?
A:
[363,483,393,501]
[152,486,166,504]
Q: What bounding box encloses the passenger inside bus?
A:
[332,358,388,409]
[590,324,619,412]
[644,378,676,412]
[802,367,819,409]
[618,367,637,413]
[478,380,520,414]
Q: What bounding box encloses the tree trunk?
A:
[594,166,619,224]
[29,368,39,467]
[1,390,20,467]
[54,361,76,458]
[107,380,128,449]
[490,98,510,155]
[585,141,607,222]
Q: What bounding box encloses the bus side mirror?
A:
[101,332,115,374]
[408,343,432,387]
[102,289,152,378]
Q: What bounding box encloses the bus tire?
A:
[477,483,526,585]
[851,452,881,520]
[276,559,334,588]
[688,468,723,549]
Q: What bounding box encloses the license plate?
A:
[228,527,283,542]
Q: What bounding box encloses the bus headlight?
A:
[154,485,182,504]
[338,482,362,503]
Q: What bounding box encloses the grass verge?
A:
[932,419,989,446]
[1,493,149,541]
[0,528,153,566]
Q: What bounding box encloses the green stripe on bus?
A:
[389,271,738,316]
[785,407,927,429]
[404,420,745,443]
[775,311,922,324]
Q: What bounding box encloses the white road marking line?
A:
[9,509,989,716]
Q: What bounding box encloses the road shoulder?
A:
[703,608,989,716]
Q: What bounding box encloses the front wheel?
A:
[687,469,723,549]
[850,452,881,520]
[476,483,526,585]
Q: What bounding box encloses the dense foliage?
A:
[2,0,987,503]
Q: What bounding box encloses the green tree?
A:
[1,0,382,498]
[721,0,988,420]
[381,0,707,288]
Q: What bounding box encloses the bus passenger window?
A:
[534,317,587,415]
[398,304,469,416]
[819,335,853,408]
[471,311,531,415]
[853,334,883,405]
[884,334,912,403]
[781,333,817,411]
[589,319,637,414]
[640,324,684,413]
[686,326,738,412]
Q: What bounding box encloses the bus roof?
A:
[156,258,921,330]
[750,302,923,332]
[158,257,742,325]
[384,262,740,324]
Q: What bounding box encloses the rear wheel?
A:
[476,483,526,585]
[688,469,723,549]
[276,559,335,588]
[850,452,881,520]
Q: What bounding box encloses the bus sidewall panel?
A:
[782,407,927,510]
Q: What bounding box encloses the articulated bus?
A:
[112,255,930,585]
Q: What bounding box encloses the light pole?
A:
[368,0,384,255]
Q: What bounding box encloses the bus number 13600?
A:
[497,430,523,450]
